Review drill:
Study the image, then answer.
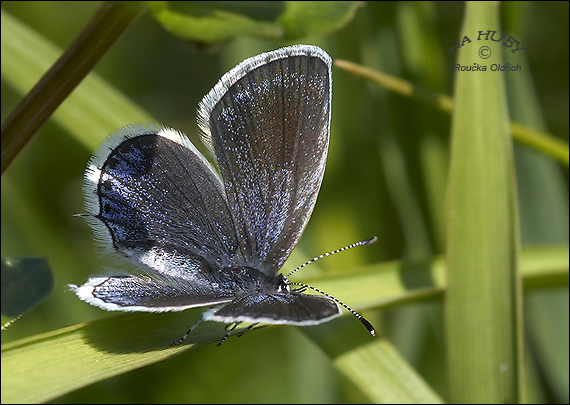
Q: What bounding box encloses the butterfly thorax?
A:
[219,266,289,295]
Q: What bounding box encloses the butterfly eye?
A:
[276,277,290,293]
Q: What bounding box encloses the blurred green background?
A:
[2,1,568,403]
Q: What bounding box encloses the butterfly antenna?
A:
[286,236,377,336]
[286,236,377,278]
[289,281,375,336]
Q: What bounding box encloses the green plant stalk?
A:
[334,60,569,167]
[445,2,523,403]
[0,1,145,174]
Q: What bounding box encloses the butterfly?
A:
[70,45,375,345]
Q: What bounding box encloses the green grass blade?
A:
[305,320,444,404]
[445,2,523,403]
[3,244,566,403]
[1,310,230,403]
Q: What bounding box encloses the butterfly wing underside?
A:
[73,126,240,311]
[198,46,332,275]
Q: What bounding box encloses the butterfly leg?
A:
[217,322,242,347]
[172,314,204,346]
[238,323,259,337]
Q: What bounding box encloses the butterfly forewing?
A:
[88,127,240,274]
[200,46,332,275]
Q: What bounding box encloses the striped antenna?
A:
[289,282,375,336]
[286,236,378,336]
[286,236,377,278]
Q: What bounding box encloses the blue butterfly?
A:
[70,45,375,345]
